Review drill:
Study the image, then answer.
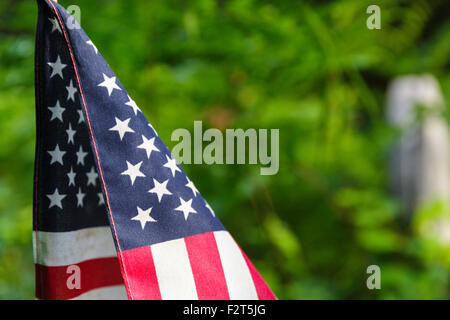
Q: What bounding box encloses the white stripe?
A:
[151,238,198,300]
[71,285,127,300]
[214,231,258,299]
[33,226,117,266]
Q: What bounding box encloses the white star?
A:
[185,177,199,196]
[86,40,98,54]
[66,80,77,102]
[47,55,67,79]
[67,166,76,186]
[125,95,141,115]
[48,100,65,122]
[76,145,88,166]
[76,187,86,208]
[205,201,215,217]
[174,197,197,220]
[109,117,134,140]
[148,178,172,203]
[48,17,62,34]
[47,188,66,209]
[163,155,181,177]
[132,206,157,230]
[98,73,121,96]
[66,122,76,144]
[138,135,159,159]
[77,109,85,124]
[48,144,66,165]
[121,161,145,185]
[86,166,98,186]
[97,192,105,206]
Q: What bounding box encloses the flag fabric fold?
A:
[34,0,276,300]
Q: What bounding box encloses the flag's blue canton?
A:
[45,2,225,251]
[35,4,109,232]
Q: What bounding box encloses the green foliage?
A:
[0,0,449,299]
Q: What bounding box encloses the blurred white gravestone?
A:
[387,75,450,220]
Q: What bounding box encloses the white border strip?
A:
[71,285,127,300]
[33,226,117,266]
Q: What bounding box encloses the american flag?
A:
[34,0,276,300]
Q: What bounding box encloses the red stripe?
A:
[241,252,276,300]
[185,232,230,300]
[35,257,123,300]
[121,246,161,300]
